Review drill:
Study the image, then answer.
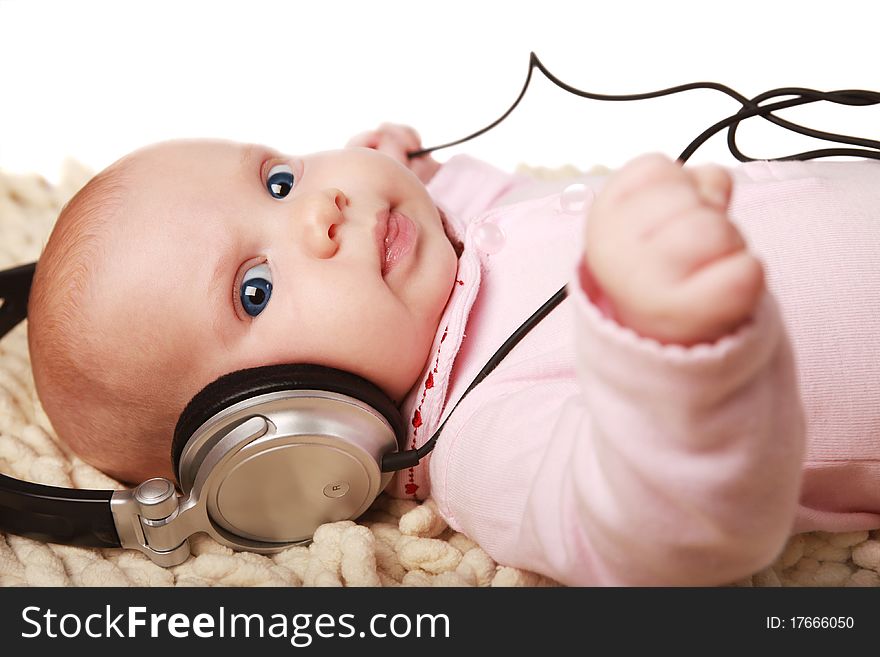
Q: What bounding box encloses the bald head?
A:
[28,155,186,483]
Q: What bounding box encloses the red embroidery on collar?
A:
[406,326,450,499]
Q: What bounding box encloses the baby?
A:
[26,123,880,586]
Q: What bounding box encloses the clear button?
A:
[559,183,591,214]
[474,222,505,255]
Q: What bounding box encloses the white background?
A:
[0,0,877,182]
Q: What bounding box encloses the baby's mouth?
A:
[382,213,400,275]
[376,208,418,277]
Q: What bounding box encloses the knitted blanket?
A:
[1,160,878,587]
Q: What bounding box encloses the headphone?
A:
[1,258,405,564]
[1,53,878,566]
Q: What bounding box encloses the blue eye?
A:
[239,263,273,317]
[266,163,295,199]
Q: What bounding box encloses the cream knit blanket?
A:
[1,161,878,587]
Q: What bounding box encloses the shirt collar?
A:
[392,204,483,496]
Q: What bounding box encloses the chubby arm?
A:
[560,155,803,584]
[560,272,803,585]
[434,268,805,586]
[454,282,804,586]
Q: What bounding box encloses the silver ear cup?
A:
[178,389,397,546]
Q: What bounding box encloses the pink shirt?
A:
[387,155,880,585]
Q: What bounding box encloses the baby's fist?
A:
[346,123,441,184]
[585,154,765,346]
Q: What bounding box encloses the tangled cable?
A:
[409,52,880,165]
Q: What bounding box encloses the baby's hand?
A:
[346,123,441,184]
[584,153,765,346]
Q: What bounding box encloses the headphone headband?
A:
[0,473,120,547]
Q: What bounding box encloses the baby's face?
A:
[92,140,458,414]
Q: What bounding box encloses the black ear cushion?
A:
[171,363,405,484]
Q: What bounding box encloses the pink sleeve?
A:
[536,259,805,584]
[426,155,533,220]
[436,257,807,586]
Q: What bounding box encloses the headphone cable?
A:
[385,51,880,472]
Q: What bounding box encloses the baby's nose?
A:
[299,188,348,258]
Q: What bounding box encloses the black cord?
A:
[382,53,880,473]
[381,285,567,472]
[408,52,880,163]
